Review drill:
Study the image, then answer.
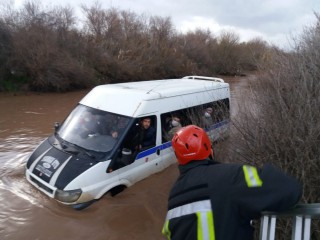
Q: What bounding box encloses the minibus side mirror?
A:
[54,122,60,132]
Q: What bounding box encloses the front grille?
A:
[30,176,54,194]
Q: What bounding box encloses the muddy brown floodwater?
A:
[0,75,252,240]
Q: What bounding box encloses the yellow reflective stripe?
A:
[164,200,215,240]
[243,165,263,187]
[197,212,203,240]
[207,211,215,240]
[196,211,215,240]
[162,220,171,240]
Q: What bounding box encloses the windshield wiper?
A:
[53,134,69,150]
[66,141,96,159]
[82,149,95,159]
[55,135,88,156]
[54,134,97,159]
[64,148,80,154]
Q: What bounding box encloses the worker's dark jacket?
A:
[162,159,302,240]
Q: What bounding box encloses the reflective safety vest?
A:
[163,200,215,240]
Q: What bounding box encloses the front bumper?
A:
[26,169,82,205]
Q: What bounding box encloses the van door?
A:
[113,115,163,185]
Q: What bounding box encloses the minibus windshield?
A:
[57,104,131,153]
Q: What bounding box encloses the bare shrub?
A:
[214,31,242,75]
[5,1,95,91]
[82,5,186,82]
[81,5,145,82]
[0,19,12,90]
[0,1,278,91]
[178,29,217,75]
[229,13,320,239]
[238,38,270,72]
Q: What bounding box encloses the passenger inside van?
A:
[202,107,214,129]
[131,117,156,151]
[121,116,156,164]
[165,115,182,141]
[109,117,129,139]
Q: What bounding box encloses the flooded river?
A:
[0,76,250,240]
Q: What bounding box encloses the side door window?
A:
[111,116,157,170]
[161,111,184,143]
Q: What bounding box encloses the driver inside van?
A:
[134,117,156,151]
[110,117,129,139]
[118,117,156,166]
[125,117,156,156]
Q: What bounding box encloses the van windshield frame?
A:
[56,104,132,154]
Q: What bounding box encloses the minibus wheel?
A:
[110,185,126,197]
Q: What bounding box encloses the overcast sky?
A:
[9,0,320,49]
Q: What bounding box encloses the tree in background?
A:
[0,19,13,90]
[1,1,95,91]
[238,37,270,72]
[214,31,242,75]
[178,29,216,76]
[0,0,271,91]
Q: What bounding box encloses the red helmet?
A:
[172,125,212,165]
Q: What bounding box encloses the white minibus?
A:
[25,76,230,209]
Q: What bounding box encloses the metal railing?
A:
[260,203,320,240]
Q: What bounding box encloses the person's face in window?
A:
[171,117,181,127]
[141,118,151,129]
[206,108,213,114]
[172,117,180,122]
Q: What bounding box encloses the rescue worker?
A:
[162,125,302,240]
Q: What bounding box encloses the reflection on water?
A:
[0,77,250,240]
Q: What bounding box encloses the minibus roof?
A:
[79,78,229,117]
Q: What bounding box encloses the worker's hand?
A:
[112,131,118,138]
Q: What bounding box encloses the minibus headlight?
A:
[55,189,82,203]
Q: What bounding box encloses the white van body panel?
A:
[26,77,230,207]
[80,79,229,117]
[64,144,175,203]
[63,160,116,197]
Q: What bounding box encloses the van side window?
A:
[213,99,230,122]
[113,116,157,169]
[184,106,202,127]
[161,112,183,143]
[160,98,230,143]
